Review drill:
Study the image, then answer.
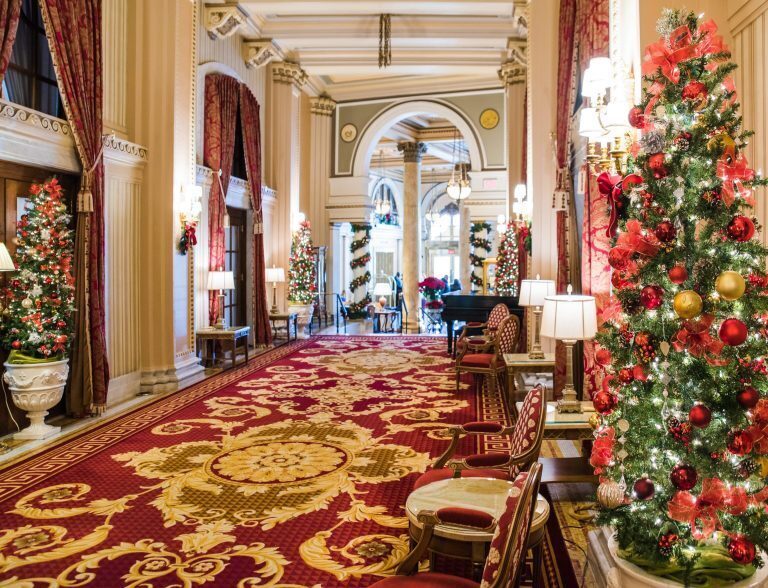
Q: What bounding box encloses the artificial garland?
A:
[348,223,373,317]
[469,221,492,288]
[518,221,532,256]
[347,295,372,316]
[349,271,371,293]
[350,252,371,270]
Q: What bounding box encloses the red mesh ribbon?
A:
[184,223,197,248]
[668,479,749,540]
[698,20,726,61]
[644,80,665,118]
[717,156,755,206]
[590,426,615,473]
[642,25,697,84]
[673,314,727,365]
[616,220,659,258]
[597,172,622,238]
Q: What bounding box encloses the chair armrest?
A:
[435,507,496,531]
[432,423,513,469]
[394,510,439,575]
[463,452,511,469]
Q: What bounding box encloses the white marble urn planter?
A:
[4,358,69,440]
[287,302,314,339]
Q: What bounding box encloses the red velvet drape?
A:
[203,74,239,326]
[0,0,20,86]
[240,85,271,346]
[39,0,108,414]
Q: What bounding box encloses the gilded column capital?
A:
[310,96,337,116]
[499,61,527,86]
[204,3,246,40]
[271,61,308,89]
[397,141,427,163]
[243,39,283,69]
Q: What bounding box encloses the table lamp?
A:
[541,285,597,413]
[265,266,285,314]
[373,282,393,308]
[518,274,555,359]
[207,270,235,329]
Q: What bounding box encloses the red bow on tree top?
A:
[668,478,748,540]
[643,25,698,84]
[717,155,755,206]
[697,19,727,60]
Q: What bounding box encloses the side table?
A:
[269,312,298,342]
[405,477,549,585]
[196,326,250,371]
[503,353,556,402]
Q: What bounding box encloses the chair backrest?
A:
[482,462,543,588]
[507,384,546,477]
[495,315,521,355]
[487,303,510,330]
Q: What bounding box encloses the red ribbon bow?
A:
[697,20,727,59]
[597,172,623,238]
[673,314,727,366]
[642,25,698,84]
[668,478,748,540]
[717,156,755,206]
[185,222,197,248]
[616,220,659,258]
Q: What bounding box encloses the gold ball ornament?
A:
[673,290,703,319]
[715,271,746,301]
[597,480,625,509]
[758,457,768,479]
[707,133,737,160]
[589,412,601,430]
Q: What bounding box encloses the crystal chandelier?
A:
[446,130,471,201]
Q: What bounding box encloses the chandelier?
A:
[446,130,471,201]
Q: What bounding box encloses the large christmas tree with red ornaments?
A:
[2,179,74,361]
[593,10,768,583]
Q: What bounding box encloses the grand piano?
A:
[441,291,524,355]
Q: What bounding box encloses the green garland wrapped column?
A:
[347,223,372,317]
[469,222,492,291]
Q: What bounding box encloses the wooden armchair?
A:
[455,303,510,356]
[455,314,520,394]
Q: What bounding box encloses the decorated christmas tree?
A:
[287,219,316,304]
[2,179,74,361]
[593,11,768,583]
[495,224,519,296]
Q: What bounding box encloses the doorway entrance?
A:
[223,207,247,328]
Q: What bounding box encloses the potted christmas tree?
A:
[287,218,316,338]
[495,223,519,296]
[2,179,74,439]
[593,11,768,587]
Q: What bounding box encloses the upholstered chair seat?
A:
[455,304,511,356]
[455,315,520,394]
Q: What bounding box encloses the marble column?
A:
[397,141,427,331]
[459,201,472,292]
[308,96,336,248]
[499,61,527,217]
[265,61,307,311]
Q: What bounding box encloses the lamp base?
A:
[527,349,546,360]
[214,318,226,330]
[269,305,279,315]
[557,386,583,413]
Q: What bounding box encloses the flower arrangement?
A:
[419,277,444,309]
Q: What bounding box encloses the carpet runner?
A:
[0,336,578,587]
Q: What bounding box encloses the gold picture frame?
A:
[482,257,497,295]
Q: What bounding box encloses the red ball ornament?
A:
[727,215,756,242]
[595,348,611,366]
[640,285,664,310]
[11,340,21,349]
[618,367,635,384]
[654,221,677,243]
[593,391,618,415]
[628,106,645,129]
[689,404,712,428]
[608,247,631,271]
[728,535,756,565]
[633,477,655,500]
[668,265,688,285]
[682,80,707,103]
[647,153,668,179]
[737,387,760,409]
[622,174,644,193]
[727,430,754,455]
[719,318,748,346]
[670,464,697,490]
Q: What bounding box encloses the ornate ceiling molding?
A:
[498,60,526,86]
[204,3,247,40]
[271,61,308,88]
[309,96,336,117]
[397,141,427,163]
[242,39,283,69]
[505,39,528,68]
[104,135,148,166]
[0,100,72,137]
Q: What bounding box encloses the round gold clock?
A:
[479,108,499,130]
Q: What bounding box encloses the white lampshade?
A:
[373,282,393,296]
[0,242,15,272]
[513,183,527,200]
[446,181,461,200]
[207,270,235,291]
[604,98,632,136]
[518,277,556,308]
[265,266,285,284]
[578,108,608,140]
[582,57,611,100]
[541,290,597,341]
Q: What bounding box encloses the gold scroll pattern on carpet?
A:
[0,339,471,587]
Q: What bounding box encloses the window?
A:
[428,202,459,241]
[2,0,64,118]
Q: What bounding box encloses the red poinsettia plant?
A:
[419,277,444,309]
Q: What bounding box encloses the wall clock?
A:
[340,123,358,142]
[479,108,499,130]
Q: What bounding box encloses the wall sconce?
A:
[178,184,203,255]
[578,57,633,174]
[511,183,530,221]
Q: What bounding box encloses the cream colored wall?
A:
[638,0,734,48]
[729,0,768,246]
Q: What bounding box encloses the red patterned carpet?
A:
[0,336,575,587]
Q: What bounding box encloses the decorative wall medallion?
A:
[341,123,358,143]
[480,108,500,130]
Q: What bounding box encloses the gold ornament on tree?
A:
[707,133,737,160]
[673,290,703,319]
[597,480,625,509]
[589,412,601,430]
[715,271,746,301]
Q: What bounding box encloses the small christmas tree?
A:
[495,224,519,296]
[2,179,74,361]
[594,11,768,583]
[287,220,316,304]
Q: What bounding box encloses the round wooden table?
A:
[405,476,549,586]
